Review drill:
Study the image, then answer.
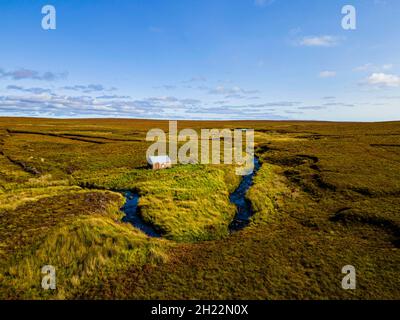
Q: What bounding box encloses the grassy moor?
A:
[0,117,399,300]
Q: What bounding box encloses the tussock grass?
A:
[0,191,170,299]
[0,117,399,299]
[247,162,292,225]
[76,161,241,242]
[2,216,170,299]
[0,186,81,210]
[137,165,238,241]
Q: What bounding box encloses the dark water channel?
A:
[228,156,261,232]
[120,190,161,238]
[119,157,261,237]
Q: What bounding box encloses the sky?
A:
[0,0,399,121]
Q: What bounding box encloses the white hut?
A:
[149,155,172,170]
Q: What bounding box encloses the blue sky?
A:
[0,0,399,121]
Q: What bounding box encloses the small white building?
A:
[149,155,172,170]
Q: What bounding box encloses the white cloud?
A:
[182,76,207,83]
[60,84,116,93]
[299,35,341,47]
[354,63,394,72]
[365,73,400,87]
[383,64,394,70]
[319,71,337,78]
[354,63,373,72]
[0,67,67,81]
[208,85,259,96]
[6,85,52,94]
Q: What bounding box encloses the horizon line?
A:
[0,116,399,124]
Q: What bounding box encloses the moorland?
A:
[0,117,399,299]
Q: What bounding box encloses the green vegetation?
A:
[0,117,399,299]
[77,164,240,242]
[246,161,290,225]
[136,165,238,242]
[0,189,170,299]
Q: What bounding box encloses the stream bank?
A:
[119,156,261,238]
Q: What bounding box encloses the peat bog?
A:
[0,117,399,300]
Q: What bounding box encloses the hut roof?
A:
[149,155,171,165]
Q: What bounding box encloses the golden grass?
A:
[0,191,171,299]
[0,117,399,299]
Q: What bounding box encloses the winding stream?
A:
[228,156,261,232]
[120,190,161,238]
[119,156,261,238]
